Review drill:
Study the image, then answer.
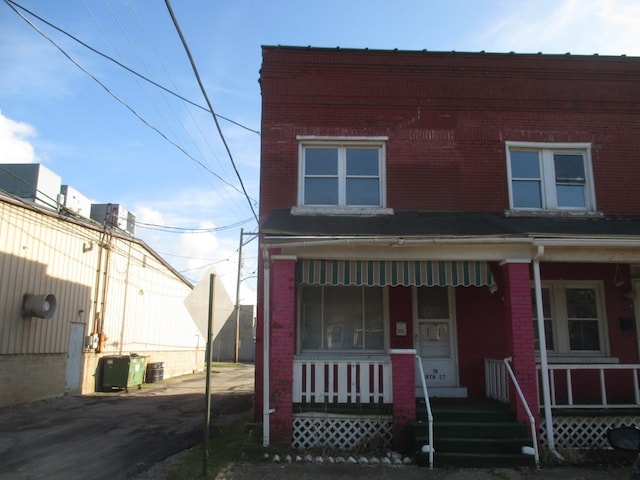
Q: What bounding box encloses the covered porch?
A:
[261,253,530,453]
[257,210,640,465]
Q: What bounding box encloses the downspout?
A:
[532,245,563,459]
[262,248,272,447]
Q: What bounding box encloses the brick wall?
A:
[0,354,66,407]
[0,349,207,408]
[81,349,206,395]
[267,257,296,445]
[260,47,640,216]
[500,261,538,424]
[391,351,416,452]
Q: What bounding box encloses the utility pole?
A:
[203,273,215,476]
[234,230,258,363]
[234,229,244,363]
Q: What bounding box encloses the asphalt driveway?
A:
[1,362,633,480]
[0,364,254,480]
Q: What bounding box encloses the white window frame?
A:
[533,281,609,358]
[506,141,596,212]
[294,136,391,215]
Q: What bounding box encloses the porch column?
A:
[269,255,297,445]
[390,349,416,452]
[500,260,539,424]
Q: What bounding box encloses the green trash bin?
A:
[102,355,147,391]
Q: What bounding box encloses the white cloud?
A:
[477,0,640,56]
[133,203,256,303]
[0,111,40,163]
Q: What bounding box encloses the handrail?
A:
[415,354,434,469]
[503,357,540,467]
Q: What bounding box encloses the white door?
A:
[415,286,458,392]
[65,322,85,391]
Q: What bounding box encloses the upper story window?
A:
[296,137,388,214]
[506,142,595,212]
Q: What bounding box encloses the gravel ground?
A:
[221,463,631,480]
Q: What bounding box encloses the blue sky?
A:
[1,0,638,302]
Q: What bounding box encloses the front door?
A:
[415,286,458,393]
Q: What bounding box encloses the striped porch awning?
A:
[297,259,495,287]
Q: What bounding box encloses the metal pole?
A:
[533,256,557,453]
[202,273,215,476]
[234,228,244,363]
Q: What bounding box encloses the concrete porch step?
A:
[412,397,536,468]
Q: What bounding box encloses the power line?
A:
[80,0,252,217]
[136,217,254,233]
[4,0,253,199]
[164,0,259,225]
[5,0,260,135]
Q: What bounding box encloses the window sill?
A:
[292,206,394,217]
[505,209,604,218]
[536,354,619,364]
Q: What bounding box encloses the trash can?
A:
[145,362,164,383]
[102,355,147,391]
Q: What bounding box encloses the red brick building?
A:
[256,46,640,465]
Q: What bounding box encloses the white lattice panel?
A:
[540,415,638,448]
[292,413,393,451]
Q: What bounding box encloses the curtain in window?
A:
[297,259,495,287]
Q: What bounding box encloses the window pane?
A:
[301,287,322,350]
[556,185,586,208]
[566,288,597,319]
[554,154,585,183]
[512,180,542,208]
[324,287,360,350]
[566,288,600,351]
[346,178,380,205]
[346,148,379,175]
[364,288,384,349]
[532,288,554,350]
[305,148,338,175]
[417,286,449,319]
[305,178,338,205]
[569,320,600,351]
[510,150,540,178]
[555,153,586,208]
[327,286,373,351]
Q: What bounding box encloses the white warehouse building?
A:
[0,164,254,407]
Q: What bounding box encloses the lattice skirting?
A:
[539,415,638,449]
[292,412,393,451]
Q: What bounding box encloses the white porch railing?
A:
[293,356,392,404]
[537,363,640,409]
[485,358,539,466]
[485,358,510,403]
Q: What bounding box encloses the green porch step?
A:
[412,398,536,468]
[430,452,536,469]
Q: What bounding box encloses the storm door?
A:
[415,286,458,390]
